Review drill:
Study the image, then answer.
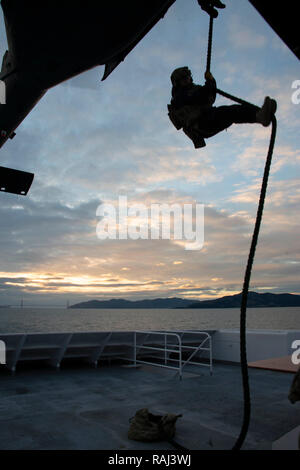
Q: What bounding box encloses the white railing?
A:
[0,330,213,377]
[133,330,212,380]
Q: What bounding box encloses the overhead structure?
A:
[0,166,33,195]
[249,0,300,61]
[0,0,176,149]
[0,0,176,194]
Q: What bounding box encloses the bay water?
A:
[0,306,299,333]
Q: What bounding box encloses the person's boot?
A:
[256,96,277,126]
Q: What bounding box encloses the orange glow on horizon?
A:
[0,271,254,300]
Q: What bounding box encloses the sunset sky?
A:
[0,0,299,306]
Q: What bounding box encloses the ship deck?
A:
[0,359,298,450]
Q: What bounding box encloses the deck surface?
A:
[0,360,298,450]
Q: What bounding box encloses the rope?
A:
[231,115,277,450]
[206,14,214,75]
[216,88,259,109]
[204,14,277,451]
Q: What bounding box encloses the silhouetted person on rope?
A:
[168,66,277,149]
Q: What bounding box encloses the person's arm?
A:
[203,71,217,105]
[187,74,216,106]
[172,76,216,108]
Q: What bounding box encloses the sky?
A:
[0,0,299,307]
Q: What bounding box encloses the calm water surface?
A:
[0,307,299,333]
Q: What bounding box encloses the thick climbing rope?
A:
[233,116,277,450]
[206,14,214,77]
[205,14,277,450]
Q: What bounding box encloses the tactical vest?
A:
[167,103,208,148]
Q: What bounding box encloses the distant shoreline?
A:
[69,291,300,309]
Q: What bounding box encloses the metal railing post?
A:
[131,330,212,379]
[179,336,182,380]
[210,336,213,375]
[164,334,167,365]
[134,331,136,367]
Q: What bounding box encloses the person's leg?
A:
[201,104,258,134]
[199,96,277,136]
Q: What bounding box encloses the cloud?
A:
[230,178,300,208]
[2,181,296,297]
[227,14,267,49]
[229,133,300,179]
[2,186,298,305]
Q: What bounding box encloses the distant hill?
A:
[186,291,300,308]
[69,292,300,309]
[69,297,194,309]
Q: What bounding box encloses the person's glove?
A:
[205,71,215,81]
[197,1,226,18]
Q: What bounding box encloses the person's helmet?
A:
[170,67,192,86]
